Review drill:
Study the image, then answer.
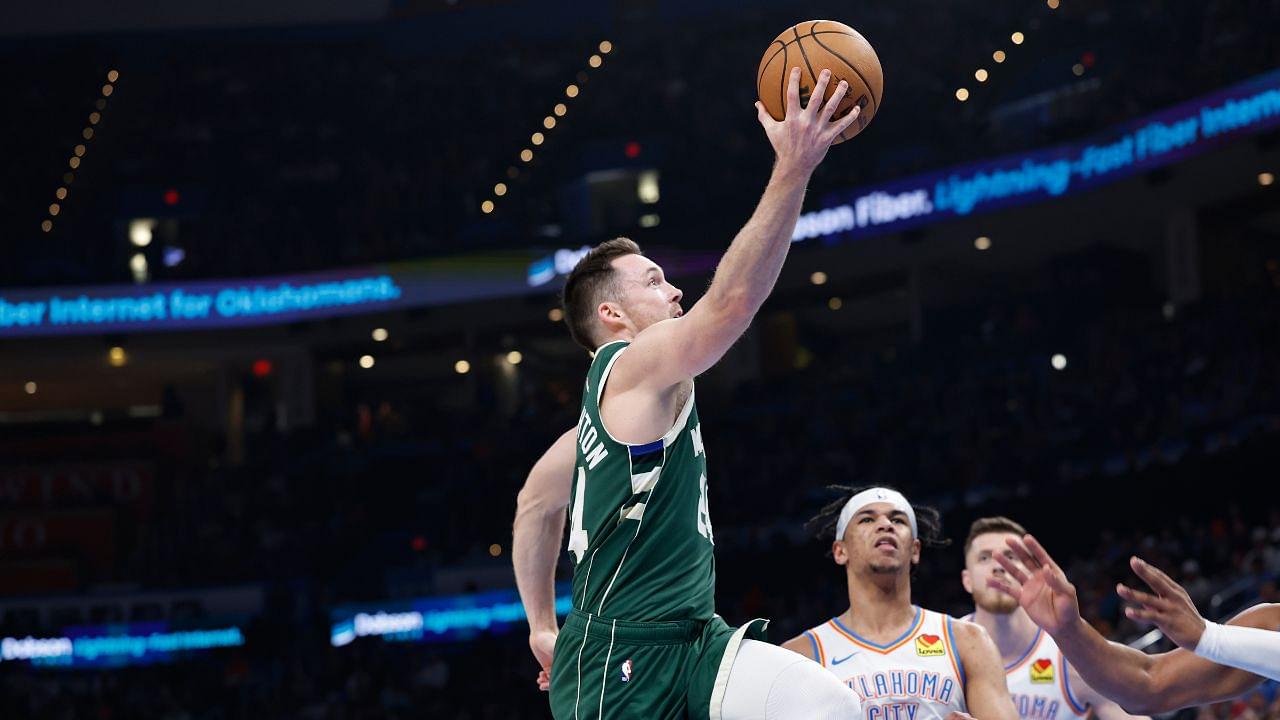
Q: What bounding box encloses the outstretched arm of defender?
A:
[611,68,861,392]
[512,428,576,689]
[990,535,1272,713]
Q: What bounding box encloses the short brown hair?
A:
[561,237,643,351]
[964,516,1027,556]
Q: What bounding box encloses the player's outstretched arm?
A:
[1119,557,1280,682]
[611,68,861,393]
[952,622,1018,720]
[1067,666,1150,720]
[990,536,1273,714]
[512,428,576,690]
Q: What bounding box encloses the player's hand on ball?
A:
[987,534,1082,635]
[530,629,558,691]
[755,67,861,173]
[1116,556,1208,650]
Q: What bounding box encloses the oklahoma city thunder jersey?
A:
[567,341,715,621]
[804,607,967,720]
[959,615,1090,720]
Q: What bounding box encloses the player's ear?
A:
[911,538,921,566]
[961,568,972,594]
[597,301,626,331]
[832,539,849,566]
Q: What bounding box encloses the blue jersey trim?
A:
[946,615,967,690]
[629,439,664,456]
[1005,627,1043,671]
[831,606,922,650]
[1060,653,1091,715]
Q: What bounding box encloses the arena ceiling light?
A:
[481,43,611,218]
[372,328,389,342]
[44,69,117,234]
[1260,172,1275,186]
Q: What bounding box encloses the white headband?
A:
[835,488,918,541]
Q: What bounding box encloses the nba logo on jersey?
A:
[620,659,633,683]
[1030,658,1054,684]
[915,633,945,657]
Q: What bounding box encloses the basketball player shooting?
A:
[783,487,1018,720]
[512,67,864,719]
[989,534,1280,713]
[959,518,1148,720]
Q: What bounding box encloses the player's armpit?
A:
[606,299,752,395]
[780,634,818,662]
[952,622,1019,720]
[1135,604,1278,713]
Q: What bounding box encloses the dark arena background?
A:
[2,0,1279,717]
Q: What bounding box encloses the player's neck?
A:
[843,572,915,640]
[972,606,1040,666]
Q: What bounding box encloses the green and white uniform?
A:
[550,340,766,719]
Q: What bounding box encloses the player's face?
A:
[608,254,684,333]
[962,532,1021,614]
[835,502,920,576]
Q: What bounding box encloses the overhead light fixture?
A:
[129,218,156,247]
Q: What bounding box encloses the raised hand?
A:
[755,67,861,174]
[1117,556,1208,650]
[988,534,1082,635]
[530,629,557,692]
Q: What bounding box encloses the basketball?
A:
[757,20,883,144]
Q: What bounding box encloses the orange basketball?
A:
[757,20,884,144]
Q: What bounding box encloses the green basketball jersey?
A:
[567,340,715,622]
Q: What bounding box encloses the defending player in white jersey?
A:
[959,517,1149,720]
[783,487,1018,720]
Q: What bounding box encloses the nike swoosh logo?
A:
[832,653,858,665]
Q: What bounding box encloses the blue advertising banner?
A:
[0,253,538,339]
[791,68,1280,243]
[0,622,245,669]
[330,584,573,647]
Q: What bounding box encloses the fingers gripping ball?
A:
[757,20,883,144]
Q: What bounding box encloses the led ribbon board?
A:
[0,622,245,669]
[0,253,538,339]
[330,584,572,647]
[792,68,1280,244]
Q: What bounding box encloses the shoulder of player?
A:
[1225,602,1280,630]
[781,633,817,661]
[601,321,682,391]
[948,617,1002,668]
